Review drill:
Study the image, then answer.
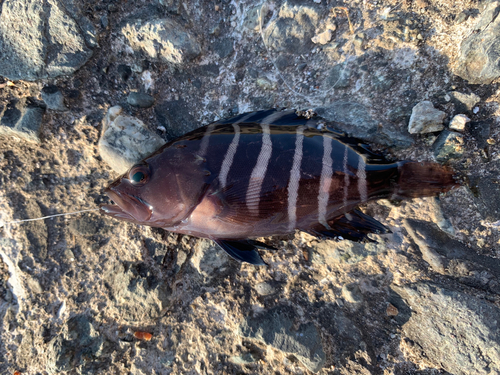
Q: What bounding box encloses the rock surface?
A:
[0,0,95,81]
[455,0,500,84]
[0,0,500,374]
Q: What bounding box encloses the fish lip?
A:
[100,188,152,223]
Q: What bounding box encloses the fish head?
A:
[100,159,200,227]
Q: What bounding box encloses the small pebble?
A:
[449,114,470,132]
[127,92,155,108]
[408,101,446,134]
[41,85,67,111]
[386,303,399,316]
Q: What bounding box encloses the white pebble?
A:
[449,114,470,132]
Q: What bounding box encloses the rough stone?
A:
[238,305,326,373]
[127,92,155,108]
[403,219,500,290]
[0,0,95,81]
[0,98,45,142]
[121,18,201,64]
[449,91,480,112]
[41,85,68,112]
[469,119,493,148]
[316,102,413,147]
[432,130,464,161]
[311,240,385,266]
[255,281,277,296]
[408,101,446,134]
[213,38,234,59]
[261,3,318,55]
[448,114,469,132]
[341,283,364,304]
[103,260,169,321]
[394,282,500,375]
[190,239,231,282]
[455,1,500,84]
[47,315,104,373]
[472,177,500,221]
[98,106,166,174]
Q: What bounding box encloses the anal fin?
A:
[215,239,274,266]
[309,210,390,242]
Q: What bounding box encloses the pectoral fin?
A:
[215,239,274,265]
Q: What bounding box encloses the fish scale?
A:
[101,109,458,265]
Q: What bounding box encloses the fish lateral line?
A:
[0,208,100,228]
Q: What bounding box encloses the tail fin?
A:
[393,161,458,199]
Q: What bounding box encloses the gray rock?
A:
[213,38,234,59]
[432,130,464,161]
[455,1,500,84]
[316,102,413,147]
[190,239,231,282]
[127,92,155,108]
[0,0,95,81]
[46,315,104,373]
[0,98,45,142]
[341,283,364,304]
[393,282,500,375]
[98,106,166,174]
[408,101,446,134]
[256,77,276,90]
[238,305,326,373]
[449,91,480,112]
[403,219,500,291]
[103,260,169,321]
[255,281,277,296]
[121,18,201,64]
[311,240,385,266]
[41,85,68,112]
[326,63,351,89]
[229,353,256,365]
[262,3,317,55]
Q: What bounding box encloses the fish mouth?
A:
[100,188,152,223]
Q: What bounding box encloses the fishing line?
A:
[0,208,100,228]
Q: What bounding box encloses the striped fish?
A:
[101,109,457,265]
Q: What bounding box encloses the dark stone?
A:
[473,177,500,221]
[213,38,234,59]
[469,119,492,148]
[155,99,197,138]
[274,54,290,71]
[196,63,220,77]
[432,130,464,161]
[127,92,155,108]
[0,98,45,141]
[117,64,132,81]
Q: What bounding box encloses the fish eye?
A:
[128,165,150,185]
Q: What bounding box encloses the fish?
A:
[100,109,457,265]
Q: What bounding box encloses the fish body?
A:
[101,109,457,265]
